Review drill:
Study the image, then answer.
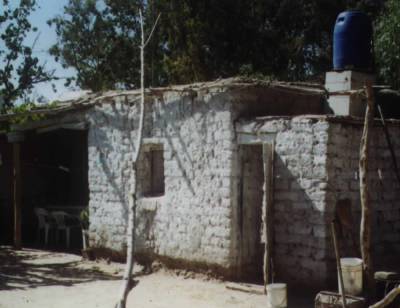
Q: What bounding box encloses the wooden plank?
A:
[262,142,274,293]
[359,82,375,297]
[13,142,21,250]
[225,282,265,295]
[11,114,86,132]
[237,133,276,145]
[36,121,87,133]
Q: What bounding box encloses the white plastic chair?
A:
[52,211,80,248]
[34,208,53,245]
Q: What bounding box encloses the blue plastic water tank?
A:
[333,10,372,71]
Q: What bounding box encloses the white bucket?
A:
[267,283,287,308]
[339,258,363,296]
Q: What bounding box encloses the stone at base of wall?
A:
[82,247,127,263]
[81,247,240,280]
[82,247,337,290]
[148,254,240,281]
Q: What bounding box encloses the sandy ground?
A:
[0,247,314,308]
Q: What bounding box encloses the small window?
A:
[141,145,165,197]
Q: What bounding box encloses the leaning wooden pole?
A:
[359,81,375,298]
[331,222,347,308]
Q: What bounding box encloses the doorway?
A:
[21,128,89,247]
[0,128,89,248]
[238,143,274,282]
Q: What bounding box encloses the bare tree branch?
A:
[143,13,161,48]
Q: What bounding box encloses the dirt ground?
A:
[0,246,314,308]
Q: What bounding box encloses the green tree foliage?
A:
[48,0,143,91]
[0,0,54,111]
[156,0,340,82]
[375,0,400,89]
[50,0,384,91]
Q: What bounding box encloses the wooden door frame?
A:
[237,132,275,288]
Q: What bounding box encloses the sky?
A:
[26,0,80,101]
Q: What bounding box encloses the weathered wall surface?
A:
[235,117,332,286]
[85,90,400,285]
[87,80,400,287]
[85,81,325,276]
[86,99,137,251]
[87,90,237,270]
[327,122,400,271]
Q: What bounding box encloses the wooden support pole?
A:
[359,81,375,297]
[238,155,244,278]
[262,143,274,294]
[13,142,22,250]
[331,222,347,308]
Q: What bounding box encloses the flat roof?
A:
[0,77,326,124]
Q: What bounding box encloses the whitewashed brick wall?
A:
[84,88,400,286]
[86,90,237,270]
[327,122,400,271]
[234,117,332,286]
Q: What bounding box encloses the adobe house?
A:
[0,77,399,288]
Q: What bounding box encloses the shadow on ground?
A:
[0,246,121,291]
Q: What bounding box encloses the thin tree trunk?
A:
[359,81,375,299]
[115,10,160,308]
[115,11,146,308]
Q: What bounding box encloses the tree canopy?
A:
[48,0,144,92]
[0,0,54,111]
[50,0,386,91]
[375,0,400,90]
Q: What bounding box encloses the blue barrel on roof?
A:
[333,10,372,71]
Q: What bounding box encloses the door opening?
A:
[238,143,274,283]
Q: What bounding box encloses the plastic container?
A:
[339,258,363,295]
[267,283,287,308]
[333,10,372,71]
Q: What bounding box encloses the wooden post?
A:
[7,131,24,250]
[238,155,244,278]
[262,142,274,294]
[359,82,375,297]
[331,222,347,308]
[13,142,22,250]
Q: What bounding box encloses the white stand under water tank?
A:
[325,70,375,117]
